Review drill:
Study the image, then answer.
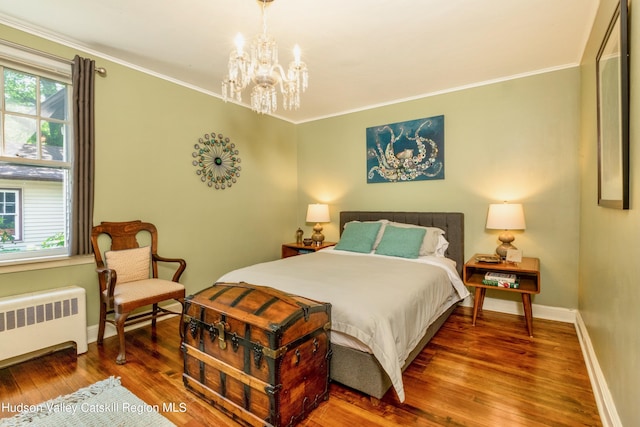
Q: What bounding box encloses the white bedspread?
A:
[218,248,469,402]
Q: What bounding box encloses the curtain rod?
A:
[0,38,107,76]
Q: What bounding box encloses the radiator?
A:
[0,286,88,363]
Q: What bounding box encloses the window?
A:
[0,45,72,262]
[0,189,21,242]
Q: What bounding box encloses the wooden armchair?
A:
[90,220,186,364]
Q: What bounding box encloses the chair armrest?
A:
[95,266,117,299]
[153,254,187,282]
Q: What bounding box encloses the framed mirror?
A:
[596,0,630,209]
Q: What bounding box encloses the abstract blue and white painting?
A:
[366,115,444,183]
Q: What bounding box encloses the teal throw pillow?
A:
[335,221,382,253]
[375,225,426,259]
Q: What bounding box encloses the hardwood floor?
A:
[0,306,601,426]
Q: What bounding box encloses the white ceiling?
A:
[0,0,599,123]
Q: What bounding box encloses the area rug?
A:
[0,377,175,426]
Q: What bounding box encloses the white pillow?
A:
[105,246,151,284]
[435,234,449,257]
[387,222,446,256]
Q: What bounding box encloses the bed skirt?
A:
[330,302,457,400]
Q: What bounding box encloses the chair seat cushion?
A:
[105,278,185,311]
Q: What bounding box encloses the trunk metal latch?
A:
[215,320,229,350]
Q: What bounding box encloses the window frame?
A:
[0,42,73,264]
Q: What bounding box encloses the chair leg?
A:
[151,303,159,330]
[114,311,129,365]
[97,302,107,345]
[178,298,185,339]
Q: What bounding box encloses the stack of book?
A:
[482,271,519,288]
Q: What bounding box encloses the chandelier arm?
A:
[273,63,289,89]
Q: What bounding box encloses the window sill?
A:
[0,254,95,274]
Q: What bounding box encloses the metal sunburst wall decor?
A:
[192,132,241,189]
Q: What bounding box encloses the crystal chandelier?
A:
[222,0,308,115]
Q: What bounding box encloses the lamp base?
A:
[496,243,517,259]
[311,223,325,246]
[496,230,516,259]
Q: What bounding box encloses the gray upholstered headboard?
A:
[339,211,465,277]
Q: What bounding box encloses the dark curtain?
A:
[71,55,95,255]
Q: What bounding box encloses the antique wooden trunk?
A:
[181,282,331,427]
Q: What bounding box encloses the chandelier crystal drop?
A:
[222,0,308,115]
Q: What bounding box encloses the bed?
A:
[218,211,468,402]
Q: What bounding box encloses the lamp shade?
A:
[306,204,330,223]
[486,203,526,230]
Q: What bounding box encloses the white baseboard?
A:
[575,312,622,427]
[459,295,577,323]
[460,295,621,426]
[86,302,183,344]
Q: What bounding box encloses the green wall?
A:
[0,22,583,321]
[296,69,581,309]
[579,1,639,425]
[3,7,638,423]
[0,25,299,325]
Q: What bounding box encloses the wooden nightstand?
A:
[281,242,336,258]
[463,254,541,337]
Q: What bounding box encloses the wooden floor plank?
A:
[0,306,601,426]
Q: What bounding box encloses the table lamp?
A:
[306,204,330,246]
[486,202,526,258]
